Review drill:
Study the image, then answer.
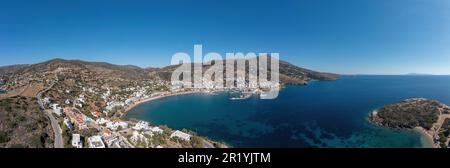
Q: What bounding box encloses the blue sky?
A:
[1,0,450,74]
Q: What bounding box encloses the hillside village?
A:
[0,59,337,148]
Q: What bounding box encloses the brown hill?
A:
[1,57,338,88]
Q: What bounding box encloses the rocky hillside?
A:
[1,58,338,89]
[8,59,149,80]
[0,96,54,148]
[0,64,30,76]
[150,57,339,85]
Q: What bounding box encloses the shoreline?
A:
[369,110,437,148]
[122,91,200,115]
[413,127,436,148]
[120,90,231,148]
[122,83,313,116]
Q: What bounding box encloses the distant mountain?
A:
[152,57,339,85]
[0,64,30,76]
[278,60,338,83]
[0,58,338,86]
[405,73,435,76]
[17,59,149,79]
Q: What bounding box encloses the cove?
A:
[125,75,450,147]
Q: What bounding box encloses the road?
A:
[433,114,450,133]
[37,78,64,148]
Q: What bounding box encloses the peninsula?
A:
[369,98,450,148]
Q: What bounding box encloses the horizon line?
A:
[1,58,450,76]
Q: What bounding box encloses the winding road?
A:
[37,77,64,148]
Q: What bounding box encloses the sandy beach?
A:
[370,110,437,148]
[123,91,200,114]
[413,127,436,148]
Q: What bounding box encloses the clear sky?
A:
[1,0,450,74]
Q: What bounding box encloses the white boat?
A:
[230,93,252,100]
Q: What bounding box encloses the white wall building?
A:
[132,121,150,131]
[170,130,191,141]
[88,135,105,148]
[150,126,164,134]
[130,131,148,144]
[71,134,82,148]
[105,121,128,131]
[52,104,63,116]
[96,118,110,125]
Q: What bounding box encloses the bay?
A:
[125,75,450,147]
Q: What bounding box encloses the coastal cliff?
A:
[369,98,450,148]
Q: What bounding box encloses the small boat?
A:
[230,93,252,100]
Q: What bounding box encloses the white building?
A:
[43,97,51,105]
[150,126,164,134]
[96,118,110,125]
[105,101,125,111]
[170,130,191,141]
[71,134,82,148]
[143,131,154,137]
[132,121,150,131]
[88,135,105,148]
[64,117,74,130]
[105,121,128,131]
[103,135,121,148]
[52,104,63,116]
[130,131,148,144]
[78,94,86,102]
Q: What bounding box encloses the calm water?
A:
[126,75,450,147]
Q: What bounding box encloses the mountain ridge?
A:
[0,58,339,88]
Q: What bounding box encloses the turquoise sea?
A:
[125,75,450,147]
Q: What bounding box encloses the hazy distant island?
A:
[405,73,436,76]
[0,58,338,148]
[369,98,450,148]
